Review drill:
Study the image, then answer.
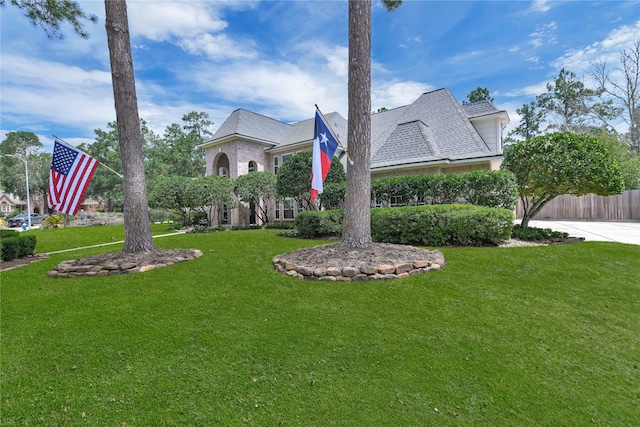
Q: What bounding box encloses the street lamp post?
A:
[5,154,32,229]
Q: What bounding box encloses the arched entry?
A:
[215,153,230,177]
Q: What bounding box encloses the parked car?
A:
[7,213,47,227]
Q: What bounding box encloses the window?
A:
[248,161,257,173]
[283,198,294,219]
[275,200,280,220]
[222,204,229,224]
[1,203,10,213]
[274,157,279,174]
[218,166,228,178]
[391,196,404,207]
[282,153,293,163]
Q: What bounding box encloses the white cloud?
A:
[191,58,347,121]
[528,21,557,48]
[372,81,434,110]
[530,0,551,13]
[553,20,640,73]
[178,33,258,61]
[0,54,115,133]
[127,2,228,41]
[126,1,260,62]
[496,82,548,98]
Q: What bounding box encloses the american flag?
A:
[48,140,99,216]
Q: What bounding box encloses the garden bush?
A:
[295,210,343,239]
[320,170,517,210]
[511,224,569,241]
[41,215,64,229]
[0,235,37,261]
[294,205,514,246]
[371,205,514,246]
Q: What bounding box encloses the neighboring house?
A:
[0,190,26,215]
[200,88,509,226]
[78,198,105,214]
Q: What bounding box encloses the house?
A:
[0,190,26,216]
[200,88,509,226]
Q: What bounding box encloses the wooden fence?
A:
[516,190,640,221]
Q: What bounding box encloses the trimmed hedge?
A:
[294,205,514,246]
[320,170,518,210]
[0,230,20,239]
[371,205,514,246]
[0,235,37,261]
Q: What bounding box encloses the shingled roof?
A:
[202,88,506,169]
[461,99,503,118]
[208,108,290,146]
[371,88,493,168]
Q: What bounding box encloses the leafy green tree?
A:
[234,171,277,224]
[589,129,640,190]
[507,101,545,142]
[145,112,210,178]
[276,151,345,212]
[1,0,98,39]
[0,131,41,196]
[182,111,214,140]
[148,176,199,226]
[464,86,494,104]
[0,131,49,213]
[501,132,624,228]
[196,175,237,224]
[80,123,123,212]
[537,68,621,132]
[592,40,640,154]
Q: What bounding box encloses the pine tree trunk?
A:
[105,0,155,252]
[341,0,372,248]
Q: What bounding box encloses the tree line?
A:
[0,111,212,215]
[466,43,640,191]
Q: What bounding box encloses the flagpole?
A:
[52,135,123,178]
[314,104,354,165]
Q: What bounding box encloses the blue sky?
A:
[1,0,639,151]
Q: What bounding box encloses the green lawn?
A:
[1,228,639,426]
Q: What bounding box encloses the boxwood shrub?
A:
[294,205,514,246]
[0,235,37,261]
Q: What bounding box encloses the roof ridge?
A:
[442,89,491,152]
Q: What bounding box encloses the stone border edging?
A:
[272,251,445,281]
[47,249,203,278]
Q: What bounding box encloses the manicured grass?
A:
[25,223,173,254]
[2,228,639,425]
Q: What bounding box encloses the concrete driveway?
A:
[521,220,640,245]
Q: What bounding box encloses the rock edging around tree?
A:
[272,243,445,282]
[47,249,203,279]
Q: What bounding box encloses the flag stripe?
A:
[48,140,99,216]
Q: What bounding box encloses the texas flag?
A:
[311,110,340,202]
